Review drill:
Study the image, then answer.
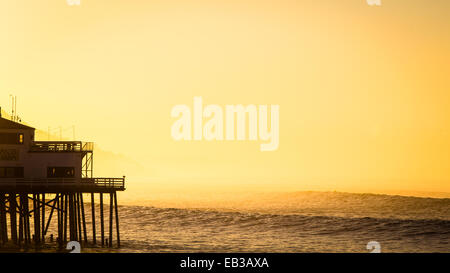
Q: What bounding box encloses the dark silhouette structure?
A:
[0,115,125,249]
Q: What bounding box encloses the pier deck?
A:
[0,178,124,249]
[0,178,125,193]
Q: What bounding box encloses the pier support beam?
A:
[33,194,41,245]
[22,194,31,245]
[0,190,122,250]
[55,194,62,247]
[41,194,45,243]
[76,193,82,242]
[0,193,7,244]
[91,193,96,244]
[80,193,87,244]
[64,193,68,243]
[109,193,113,247]
[18,195,23,245]
[9,194,18,244]
[69,193,77,242]
[100,193,104,246]
[114,192,120,247]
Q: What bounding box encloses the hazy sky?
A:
[1,0,450,195]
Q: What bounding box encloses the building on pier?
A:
[0,113,125,248]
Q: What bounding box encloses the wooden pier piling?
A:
[41,194,45,243]
[0,193,7,244]
[18,195,23,245]
[76,193,82,242]
[109,193,113,247]
[79,194,87,244]
[10,194,17,244]
[114,192,120,247]
[91,193,96,244]
[0,181,124,250]
[100,193,105,246]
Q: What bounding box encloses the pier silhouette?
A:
[0,114,125,249]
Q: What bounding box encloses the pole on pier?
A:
[33,194,41,245]
[9,194,18,244]
[70,193,73,241]
[76,193,82,242]
[0,194,2,244]
[24,194,30,245]
[18,195,24,245]
[80,193,88,244]
[100,193,104,246]
[41,194,45,243]
[0,197,3,244]
[109,192,113,247]
[55,194,61,246]
[114,192,120,247]
[20,194,27,245]
[32,194,36,243]
[69,194,74,241]
[45,194,58,236]
[91,193,96,244]
[0,193,7,243]
[64,194,68,243]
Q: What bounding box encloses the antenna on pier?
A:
[9,94,21,122]
[9,94,14,121]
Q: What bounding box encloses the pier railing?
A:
[29,141,94,153]
[0,177,125,191]
[0,178,77,185]
[81,177,125,189]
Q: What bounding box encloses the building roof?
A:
[0,117,35,130]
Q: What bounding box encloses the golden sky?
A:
[1,0,450,196]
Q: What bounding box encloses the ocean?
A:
[3,192,450,253]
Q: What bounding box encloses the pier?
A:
[0,179,125,248]
[0,115,126,250]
